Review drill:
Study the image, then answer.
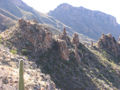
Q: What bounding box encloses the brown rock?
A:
[10,19,54,55]
[97,34,120,57]
[59,28,71,46]
[44,30,53,49]
[57,39,69,61]
[74,45,81,63]
[72,33,79,46]
[63,27,67,36]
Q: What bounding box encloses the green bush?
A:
[21,49,30,55]
[10,49,17,54]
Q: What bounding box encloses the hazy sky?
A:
[23,0,120,23]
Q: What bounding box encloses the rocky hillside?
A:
[0,19,120,90]
[0,13,16,32]
[0,44,58,90]
[0,0,94,43]
[97,33,120,60]
[49,3,120,40]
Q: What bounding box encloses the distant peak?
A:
[57,3,73,9]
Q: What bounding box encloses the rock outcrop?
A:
[74,45,81,62]
[59,28,71,46]
[97,33,120,57]
[72,33,79,46]
[57,39,69,61]
[19,19,54,54]
[1,19,54,56]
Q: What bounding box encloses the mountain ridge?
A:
[49,3,120,40]
[0,0,94,43]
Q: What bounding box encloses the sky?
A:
[23,0,120,23]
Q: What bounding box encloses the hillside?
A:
[0,13,16,32]
[0,0,70,32]
[0,0,94,43]
[0,44,58,90]
[49,3,120,40]
[0,19,120,90]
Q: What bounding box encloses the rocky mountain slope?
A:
[49,3,120,40]
[0,13,16,32]
[0,0,94,43]
[0,19,120,90]
[0,0,70,32]
[97,33,120,60]
[0,44,58,90]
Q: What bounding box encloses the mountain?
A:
[0,1,120,89]
[0,0,66,31]
[0,0,94,43]
[0,19,120,89]
[49,3,120,40]
[0,0,73,32]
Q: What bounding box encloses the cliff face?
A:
[97,34,120,57]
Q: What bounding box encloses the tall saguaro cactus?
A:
[19,60,24,90]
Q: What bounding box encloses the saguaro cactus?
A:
[19,60,24,90]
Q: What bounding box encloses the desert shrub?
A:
[21,49,30,55]
[0,36,3,44]
[10,49,17,54]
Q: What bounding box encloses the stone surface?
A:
[97,33,120,57]
[72,33,79,46]
[1,19,54,56]
[0,44,58,90]
[58,28,71,46]
[57,39,69,61]
[74,45,81,63]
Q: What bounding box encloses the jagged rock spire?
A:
[63,27,67,36]
[91,41,93,47]
[101,33,105,39]
[58,27,71,46]
[72,33,79,46]
[57,39,69,61]
[74,45,81,63]
[97,34,120,57]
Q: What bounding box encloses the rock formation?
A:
[97,33,120,57]
[44,30,53,49]
[74,45,81,62]
[72,33,79,46]
[59,28,71,46]
[91,41,93,47]
[2,19,54,55]
[57,39,69,61]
